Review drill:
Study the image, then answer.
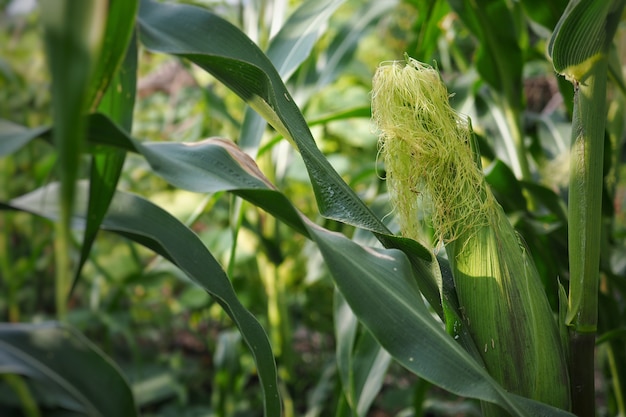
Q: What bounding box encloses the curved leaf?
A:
[241,0,345,155]
[134,0,445,315]
[310,225,573,417]
[266,0,346,81]
[2,126,576,415]
[0,322,137,417]
[136,0,388,234]
[548,0,624,78]
[6,183,282,417]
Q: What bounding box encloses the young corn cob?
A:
[372,57,570,411]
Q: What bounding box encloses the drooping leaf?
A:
[136,0,388,234]
[2,124,576,414]
[309,222,574,417]
[134,0,446,314]
[5,183,282,417]
[0,322,137,417]
[266,0,346,81]
[240,0,346,154]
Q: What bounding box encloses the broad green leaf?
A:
[2,127,576,415]
[5,183,282,417]
[266,0,346,81]
[136,0,388,234]
[548,0,624,80]
[309,223,574,417]
[134,0,445,314]
[239,0,345,156]
[233,0,345,275]
[0,322,137,416]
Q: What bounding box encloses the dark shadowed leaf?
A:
[0,322,137,417]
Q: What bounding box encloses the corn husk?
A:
[372,57,570,410]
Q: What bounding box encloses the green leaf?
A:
[548,0,625,80]
[134,0,448,316]
[87,0,139,110]
[310,223,574,417]
[240,0,345,155]
[2,128,576,415]
[41,0,108,318]
[448,0,524,107]
[266,0,346,81]
[136,0,388,234]
[0,322,137,417]
[75,30,138,293]
[335,291,391,417]
[6,183,282,417]
[0,121,49,156]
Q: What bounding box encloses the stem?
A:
[567,58,607,415]
[569,332,596,416]
[42,0,106,319]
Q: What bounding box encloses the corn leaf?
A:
[6,182,282,417]
[548,0,624,78]
[2,119,575,415]
[0,322,137,416]
[74,28,138,292]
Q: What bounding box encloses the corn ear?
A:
[372,57,570,410]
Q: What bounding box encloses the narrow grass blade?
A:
[74,31,138,293]
[41,0,107,319]
[334,291,391,417]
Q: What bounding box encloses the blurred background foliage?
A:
[1,0,626,415]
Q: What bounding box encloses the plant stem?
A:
[569,332,596,416]
[567,58,608,416]
[41,0,106,319]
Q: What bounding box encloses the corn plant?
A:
[1,0,626,416]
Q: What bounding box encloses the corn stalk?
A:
[41,0,106,319]
[549,1,625,414]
